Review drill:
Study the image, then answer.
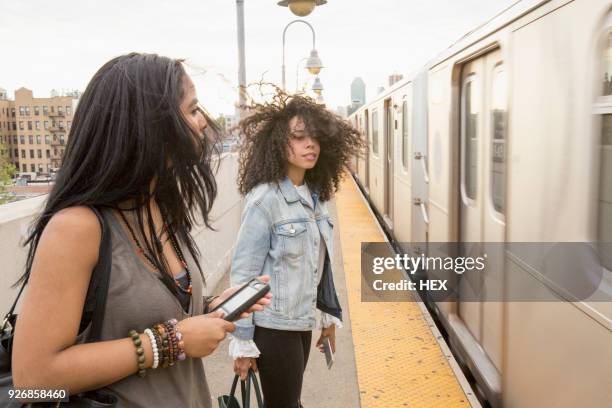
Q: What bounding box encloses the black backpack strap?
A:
[84,207,112,342]
[2,281,26,331]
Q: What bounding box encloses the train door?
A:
[458,49,506,379]
[364,110,370,191]
[356,116,362,178]
[384,98,394,226]
[411,70,429,247]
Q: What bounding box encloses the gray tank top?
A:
[95,209,212,408]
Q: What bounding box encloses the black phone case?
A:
[211,278,270,321]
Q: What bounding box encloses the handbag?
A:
[0,207,117,407]
[217,369,264,408]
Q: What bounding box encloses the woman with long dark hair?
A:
[229,94,365,407]
[11,53,270,407]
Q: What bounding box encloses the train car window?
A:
[599,114,612,270]
[360,116,366,145]
[603,32,612,96]
[462,76,480,200]
[365,110,370,146]
[372,110,379,155]
[491,67,507,214]
[402,100,409,171]
[599,32,612,270]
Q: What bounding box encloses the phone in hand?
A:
[210,278,270,321]
[322,337,334,369]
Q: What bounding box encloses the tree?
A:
[0,142,16,204]
[216,115,227,130]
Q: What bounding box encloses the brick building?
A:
[0,87,78,177]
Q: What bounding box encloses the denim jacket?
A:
[230,177,342,340]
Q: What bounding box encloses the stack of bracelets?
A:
[128,318,186,377]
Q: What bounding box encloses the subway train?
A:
[347,0,612,406]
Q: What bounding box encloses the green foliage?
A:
[216,115,227,130]
[0,144,16,204]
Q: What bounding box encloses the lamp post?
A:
[277,0,327,17]
[236,0,247,119]
[282,19,323,90]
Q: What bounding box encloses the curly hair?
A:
[237,92,366,201]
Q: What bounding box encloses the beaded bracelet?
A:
[176,327,186,361]
[151,327,165,368]
[154,323,171,368]
[129,320,186,374]
[160,323,172,368]
[164,320,178,365]
[128,329,147,378]
[165,319,186,362]
[166,323,176,366]
[144,329,159,369]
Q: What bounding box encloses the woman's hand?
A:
[234,357,258,380]
[176,312,235,358]
[316,325,337,353]
[209,275,272,319]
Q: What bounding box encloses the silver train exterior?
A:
[348,0,612,406]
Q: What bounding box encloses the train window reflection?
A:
[462,77,479,200]
[599,115,612,270]
[372,110,379,155]
[491,68,507,214]
[603,32,612,96]
[402,100,409,170]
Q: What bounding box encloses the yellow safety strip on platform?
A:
[336,177,470,407]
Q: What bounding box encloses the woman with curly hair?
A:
[229,94,365,407]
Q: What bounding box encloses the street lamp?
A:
[277,0,327,17]
[312,76,324,95]
[305,50,323,75]
[282,19,323,90]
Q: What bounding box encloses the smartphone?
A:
[323,337,334,369]
[210,278,270,321]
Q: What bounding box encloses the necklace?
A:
[118,210,193,295]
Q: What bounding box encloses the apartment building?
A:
[0,87,78,177]
[219,113,240,137]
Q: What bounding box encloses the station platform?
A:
[206,176,477,407]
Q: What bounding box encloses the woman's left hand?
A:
[316,325,336,353]
[208,276,272,319]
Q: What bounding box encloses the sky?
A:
[0,0,518,117]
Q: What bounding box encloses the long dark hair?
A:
[238,93,365,201]
[18,53,220,293]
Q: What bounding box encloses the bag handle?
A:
[241,378,247,408]
[240,369,264,408]
[249,369,264,407]
[231,374,239,397]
